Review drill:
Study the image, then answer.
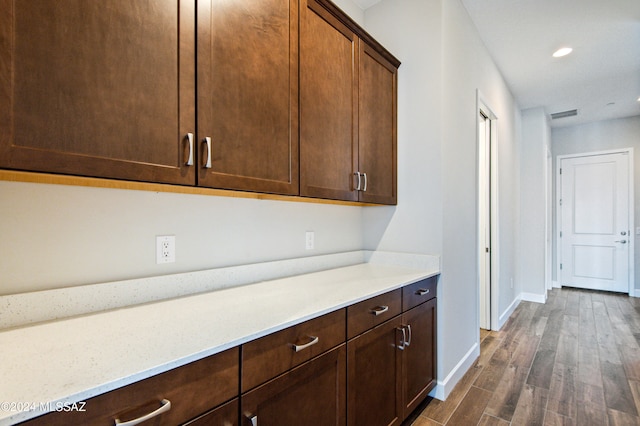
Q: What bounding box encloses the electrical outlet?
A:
[305,231,315,250]
[156,235,176,264]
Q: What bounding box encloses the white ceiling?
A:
[460,0,640,127]
[352,0,381,9]
[358,0,640,127]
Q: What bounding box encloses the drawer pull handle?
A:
[354,171,362,191]
[292,335,319,352]
[369,305,389,316]
[185,133,194,166]
[405,324,412,347]
[114,398,171,426]
[416,288,430,296]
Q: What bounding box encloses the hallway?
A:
[412,288,640,425]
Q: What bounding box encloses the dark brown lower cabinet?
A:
[347,317,403,426]
[347,279,438,426]
[184,398,238,426]
[401,297,437,418]
[17,279,436,426]
[241,344,347,426]
[19,348,239,426]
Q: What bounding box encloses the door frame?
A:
[476,92,500,330]
[555,148,634,295]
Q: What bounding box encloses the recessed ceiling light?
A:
[553,47,573,58]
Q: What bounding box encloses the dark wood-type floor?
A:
[411,287,640,425]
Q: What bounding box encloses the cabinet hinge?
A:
[560,263,563,270]
[559,199,562,206]
[560,231,562,238]
[560,168,562,175]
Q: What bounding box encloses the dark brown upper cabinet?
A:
[196,0,299,195]
[0,0,196,185]
[1,0,397,203]
[300,0,399,205]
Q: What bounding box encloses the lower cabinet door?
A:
[241,345,346,426]
[347,316,403,426]
[402,298,437,418]
[184,398,238,425]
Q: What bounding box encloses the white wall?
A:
[519,108,550,301]
[361,0,522,397]
[551,115,640,294]
[0,181,364,295]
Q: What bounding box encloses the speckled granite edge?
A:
[0,251,366,330]
[0,250,440,330]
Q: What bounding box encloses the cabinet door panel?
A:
[358,42,397,205]
[184,398,238,426]
[242,345,346,426]
[347,317,403,426]
[0,0,195,185]
[197,0,298,195]
[402,298,437,417]
[299,0,358,201]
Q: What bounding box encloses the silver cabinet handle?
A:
[185,133,194,166]
[249,415,258,426]
[397,326,406,350]
[114,399,171,426]
[615,240,627,244]
[203,137,212,169]
[405,324,412,347]
[369,305,389,316]
[354,171,362,191]
[362,173,367,192]
[416,288,430,296]
[292,335,319,352]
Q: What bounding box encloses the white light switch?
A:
[305,231,315,250]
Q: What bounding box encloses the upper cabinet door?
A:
[299,0,358,202]
[197,0,299,195]
[358,42,397,205]
[0,0,196,185]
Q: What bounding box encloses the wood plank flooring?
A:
[410,287,640,425]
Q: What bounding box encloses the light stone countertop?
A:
[0,261,439,425]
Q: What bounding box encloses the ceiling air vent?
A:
[550,109,578,120]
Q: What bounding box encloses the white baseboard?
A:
[552,280,560,288]
[521,292,547,304]
[498,296,521,329]
[428,342,480,401]
[631,288,640,298]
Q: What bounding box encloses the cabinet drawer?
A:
[347,289,401,339]
[21,347,239,426]
[402,276,437,311]
[241,309,346,392]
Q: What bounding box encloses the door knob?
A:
[620,231,627,236]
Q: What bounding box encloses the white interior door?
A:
[560,152,630,293]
